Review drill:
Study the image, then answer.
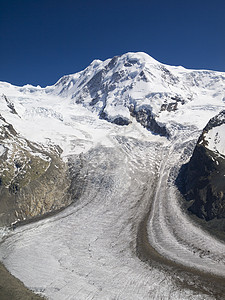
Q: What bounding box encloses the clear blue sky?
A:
[0,0,225,87]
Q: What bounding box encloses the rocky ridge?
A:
[181,110,225,224]
[0,110,73,227]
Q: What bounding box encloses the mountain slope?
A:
[183,110,225,223]
[46,52,225,137]
[0,108,73,227]
[1,52,225,140]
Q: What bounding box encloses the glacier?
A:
[0,52,225,299]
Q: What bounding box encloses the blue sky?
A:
[0,0,225,87]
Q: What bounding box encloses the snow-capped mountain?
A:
[48,52,225,129]
[1,52,225,140]
[1,52,225,300]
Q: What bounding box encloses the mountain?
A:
[1,52,225,137]
[0,52,224,227]
[46,52,225,137]
[1,52,225,299]
[183,110,225,223]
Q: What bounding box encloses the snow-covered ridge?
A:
[201,110,225,156]
[46,52,225,131]
[1,51,225,141]
[204,124,225,155]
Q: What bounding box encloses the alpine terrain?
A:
[0,52,225,299]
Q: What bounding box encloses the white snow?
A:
[0,145,5,156]
[204,124,225,155]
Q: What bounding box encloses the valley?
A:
[0,52,225,299]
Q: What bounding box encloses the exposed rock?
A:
[185,146,225,220]
[130,106,169,137]
[160,96,185,112]
[160,102,178,112]
[0,262,45,300]
[2,94,18,116]
[180,110,225,222]
[0,119,77,227]
[99,111,130,126]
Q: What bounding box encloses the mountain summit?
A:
[48,52,225,136]
[1,52,225,139]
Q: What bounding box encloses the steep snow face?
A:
[45,52,225,133]
[204,124,225,155]
[201,111,225,156]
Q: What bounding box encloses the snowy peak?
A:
[0,51,225,142]
[44,52,225,136]
[48,52,169,101]
[200,110,225,156]
[49,52,225,101]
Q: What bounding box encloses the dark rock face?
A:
[100,105,169,136]
[179,110,225,222]
[161,102,178,112]
[113,117,130,126]
[160,96,185,112]
[130,107,169,137]
[99,111,130,126]
[100,106,169,136]
[184,145,225,221]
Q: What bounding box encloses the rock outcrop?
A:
[181,110,225,221]
[0,116,74,227]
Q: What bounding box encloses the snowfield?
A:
[204,124,225,155]
[0,52,225,299]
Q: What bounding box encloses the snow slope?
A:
[205,124,225,155]
[0,52,225,299]
[203,111,225,156]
